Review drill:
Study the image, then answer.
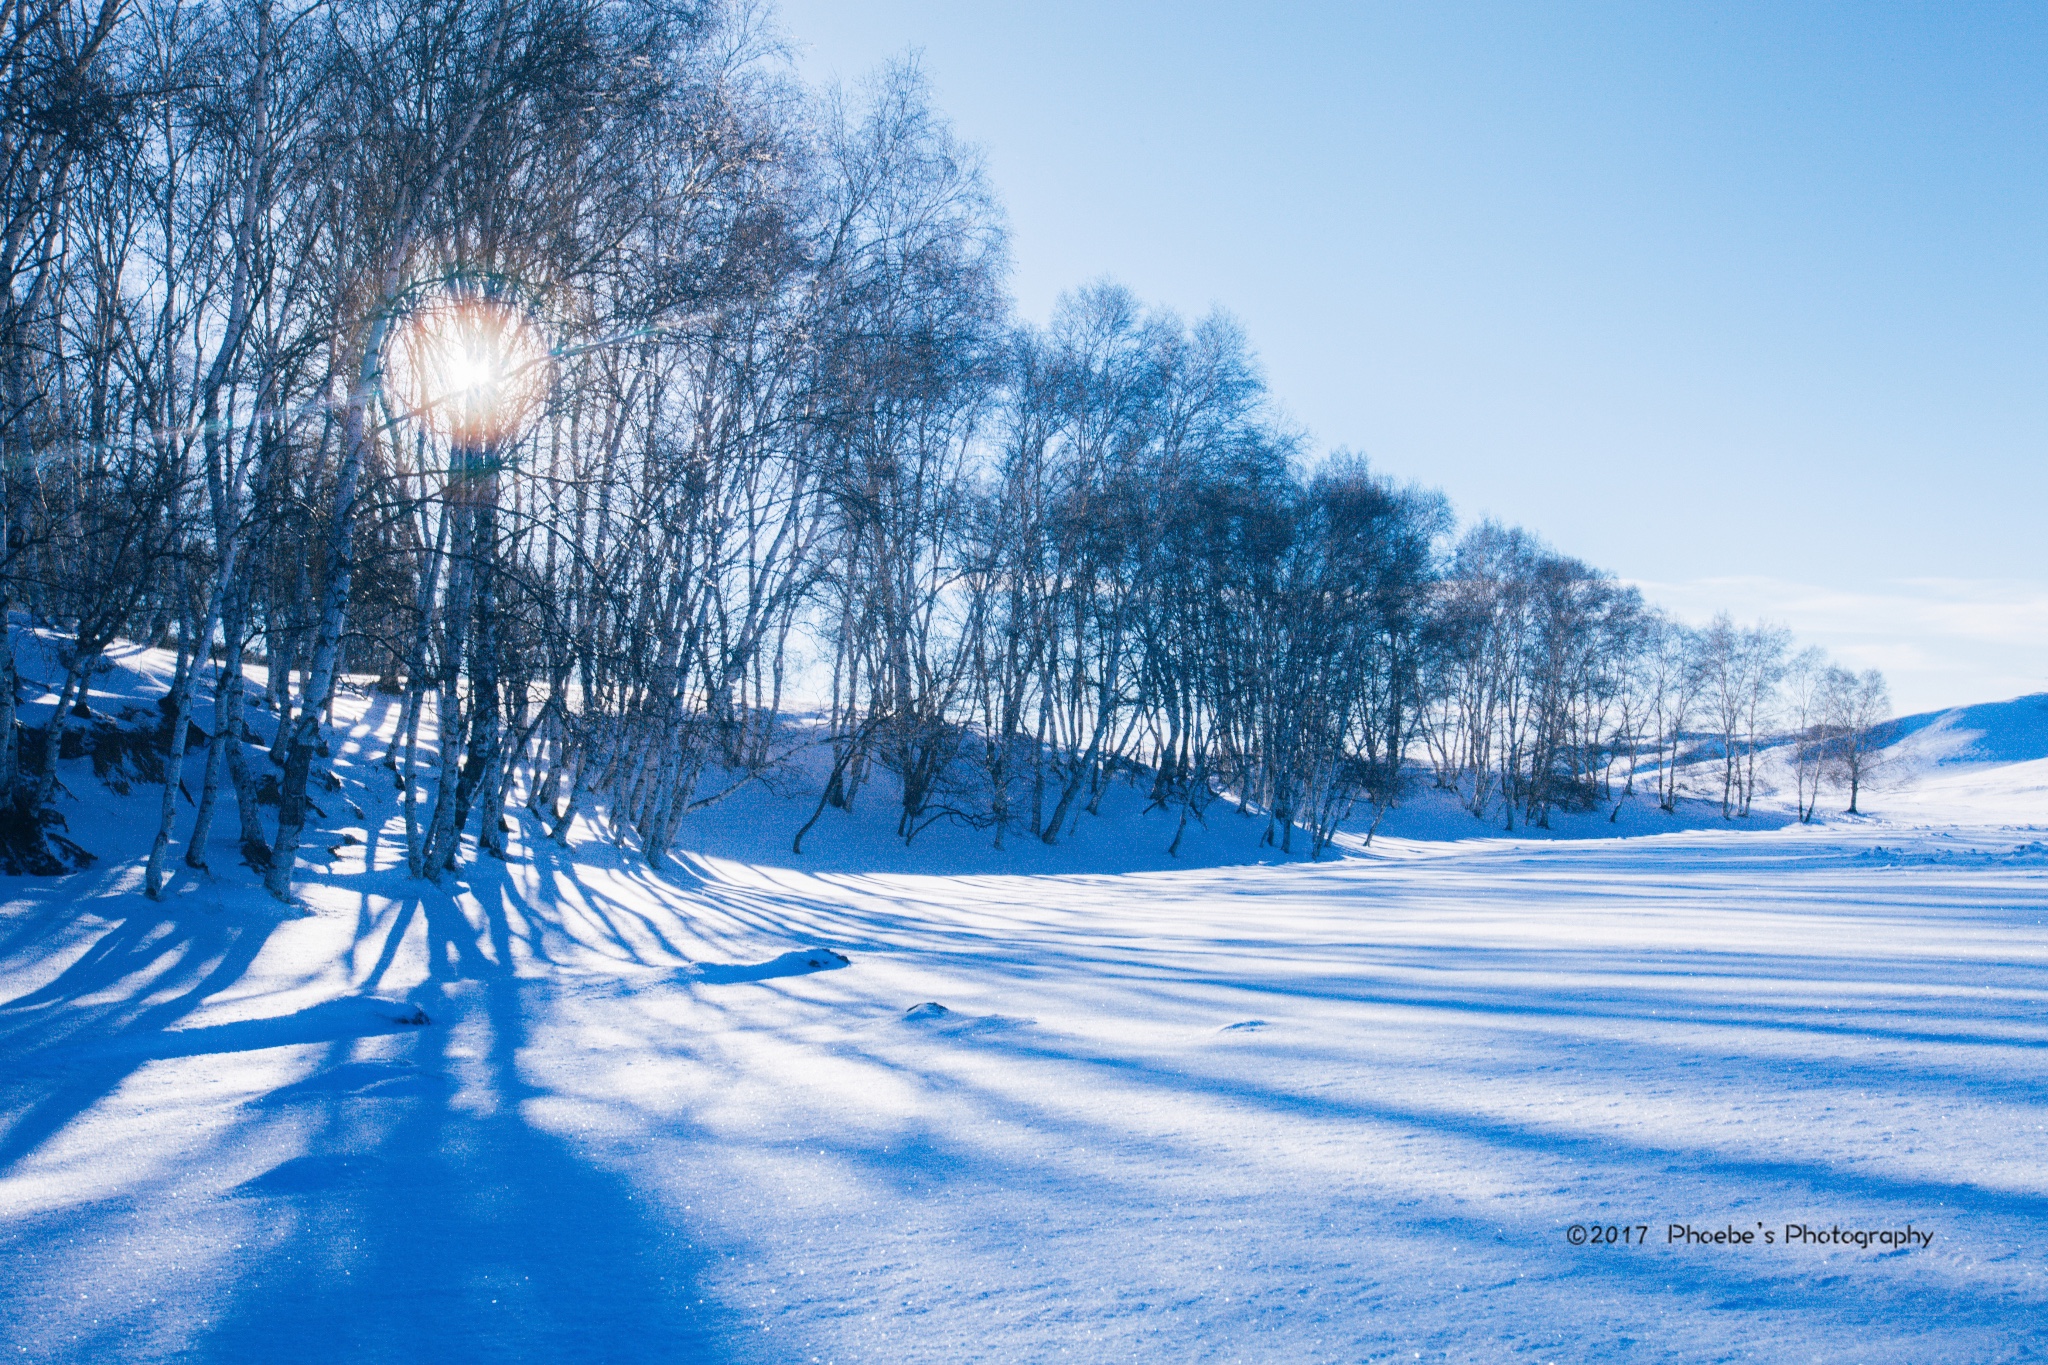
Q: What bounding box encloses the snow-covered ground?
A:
[2,646,2044,1361]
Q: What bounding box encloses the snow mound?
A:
[899,1001,1034,1033]
[679,947,849,984]
[1848,840,2048,866]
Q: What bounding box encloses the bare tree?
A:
[1783,645,1829,822]
[1824,665,1890,815]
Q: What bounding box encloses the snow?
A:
[1888,693,2048,769]
[2,648,2045,1361]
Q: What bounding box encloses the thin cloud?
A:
[1626,576,2048,715]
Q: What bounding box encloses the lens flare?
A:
[389,283,550,455]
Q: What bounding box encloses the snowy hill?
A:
[2,631,2040,878]
[0,630,1792,884]
[1839,693,2048,826]
[1883,692,2048,768]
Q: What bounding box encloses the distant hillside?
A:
[1883,693,2048,768]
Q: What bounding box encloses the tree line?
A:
[0,0,1892,896]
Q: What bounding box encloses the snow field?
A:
[0,652,2044,1361]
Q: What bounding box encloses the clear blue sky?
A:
[777,0,2048,712]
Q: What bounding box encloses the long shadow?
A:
[1001,1025,2048,1214]
[262,830,745,1358]
[178,969,737,1362]
[0,892,286,1174]
[1,833,746,1362]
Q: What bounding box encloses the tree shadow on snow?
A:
[0,855,751,1363]
[178,972,739,1363]
[0,888,287,1174]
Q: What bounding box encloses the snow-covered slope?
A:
[1887,692,2048,770]
[1,645,2043,1361]
[1836,693,2048,826]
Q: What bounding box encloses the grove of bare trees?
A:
[0,0,1895,894]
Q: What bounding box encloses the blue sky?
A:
[777,1,2048,712]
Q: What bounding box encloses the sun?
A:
[389,283,551,455]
